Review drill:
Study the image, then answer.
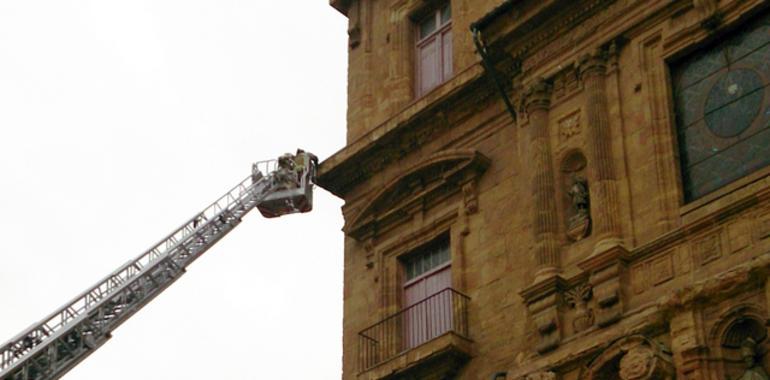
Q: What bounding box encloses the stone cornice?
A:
[473,0,616,60]
[316,63,489,198]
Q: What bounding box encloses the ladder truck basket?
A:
[255,150,316,218]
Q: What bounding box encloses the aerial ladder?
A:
[0,150,318,380]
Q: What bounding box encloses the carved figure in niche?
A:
[568,175,590,216]
[738,338,770,380]
[561,150,591,241]
[564,283,594,333]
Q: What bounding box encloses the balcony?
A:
[357,288,472,379]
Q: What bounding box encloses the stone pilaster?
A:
[579,48,624,254]
[384,2,414,114]
[669,308,710,380]
[524,78,561,281]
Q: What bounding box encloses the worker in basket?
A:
[273,153,299,191]
[293,149,318,184]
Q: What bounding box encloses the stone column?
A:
[579,48,624,253]
[524,78,561,281]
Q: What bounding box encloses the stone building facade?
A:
[317,0,770,379]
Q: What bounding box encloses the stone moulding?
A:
[345,149,490,241]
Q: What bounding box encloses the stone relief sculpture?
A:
[738,337,770,380]
[564,283,594,333]
[618,345,656,380]
[581,335,675,380]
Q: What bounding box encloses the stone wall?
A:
[320,0,770,379]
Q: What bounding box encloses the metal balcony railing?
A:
[357,288,470,371]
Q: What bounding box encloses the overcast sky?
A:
[0,1,348,379]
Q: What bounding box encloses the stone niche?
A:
[707,301,770,380]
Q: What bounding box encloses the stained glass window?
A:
[671,12,770,202]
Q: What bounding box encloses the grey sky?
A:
[0,1,347,379]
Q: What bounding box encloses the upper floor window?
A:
[671,11,770,202]
[416,3,452,97]
[402,234,451,349]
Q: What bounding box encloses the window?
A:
[416,3,452,97]
[671,12,770,202]
[402,235,451,349]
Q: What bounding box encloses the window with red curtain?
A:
[416,3,452,97]
[402,235,451,349]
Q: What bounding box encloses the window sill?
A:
[680,166,770,227]
[356,332,473,380]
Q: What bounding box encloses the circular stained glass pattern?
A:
[704,68,764,138]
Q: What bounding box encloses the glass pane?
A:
[431,249,440,268]
[672,11,770,202]
[442,30,453,80]
[440,4,451,25]
[438,245,450,264]
[418,38,439,95]
[419,15,436,39]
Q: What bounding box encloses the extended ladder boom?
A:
[0,153,315,380]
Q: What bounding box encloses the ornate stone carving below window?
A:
[564,283,594,334]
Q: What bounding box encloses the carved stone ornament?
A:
[618,346,656,380]
[564,283,594,333]
[580,335,675,380]
[558,111,581,142]
[462,180,479,215]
